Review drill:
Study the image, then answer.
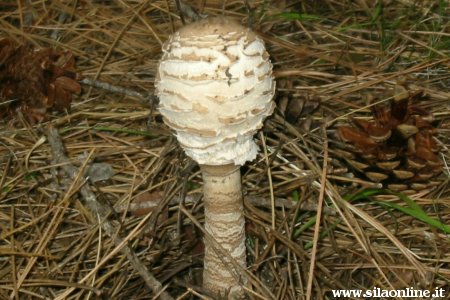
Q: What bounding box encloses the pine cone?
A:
[276,79,320,131]
[0,38,81,123]
[336,85,443,193]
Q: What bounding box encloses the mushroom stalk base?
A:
[201,164,247,299]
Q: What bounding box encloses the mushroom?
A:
[155,16,275,298]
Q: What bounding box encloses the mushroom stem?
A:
[200,164,247,298]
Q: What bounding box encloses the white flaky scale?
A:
[156,17,275,166]
[155,16,275,299]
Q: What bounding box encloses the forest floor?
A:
[0,1,449,299]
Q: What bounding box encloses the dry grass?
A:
[1,1,449,299]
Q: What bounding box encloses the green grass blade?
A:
[375,200,450,234]
[344,188,385,202]
[346,189,450,234]
[293,215,316,238]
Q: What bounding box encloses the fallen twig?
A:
[80,77,155,105]
[45,126,173,300]
[115,193,336,216]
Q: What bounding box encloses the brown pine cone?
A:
[0,38,82,123]
[276,79,320,131]
[336,85,443,193]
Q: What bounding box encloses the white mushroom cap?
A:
[156,17,275,166]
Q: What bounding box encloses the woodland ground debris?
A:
[0,1,449,299]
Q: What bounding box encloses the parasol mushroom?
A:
[155,16,275,298]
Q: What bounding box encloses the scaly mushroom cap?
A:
[156,17,275,165]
